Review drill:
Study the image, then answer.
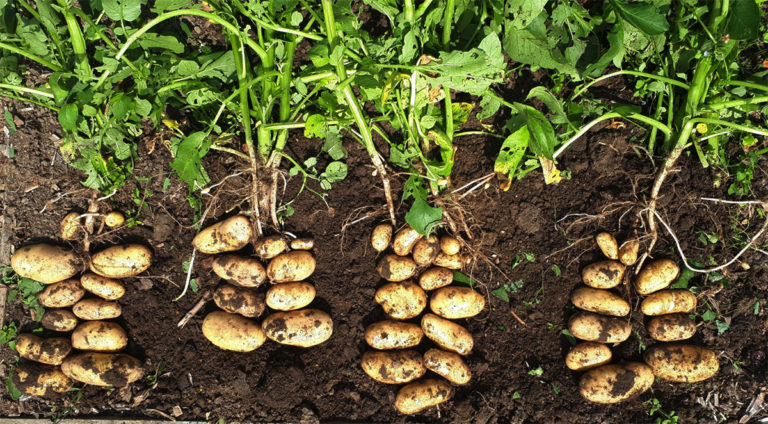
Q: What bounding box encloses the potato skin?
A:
[423,348,471,385]
[581,261,625,289]
[192,215,253,254]
[202,311,266,352]
[433,252,463,270]
[596,232,618,259]
[412,236,440,266]
[61,352,143,386]
[262,309,333,347]
[375,280,427,320]
[421,313,473,355]
[429,287,485,319]
[568,311,631,343]
[395,379,453,415]
[635,259,680,295]
[565,342,613,371]
[570,287,630,317]
[393,227,422,256]
[618,239,640,266]
[266,251,316,283]
[41,309,78,332]
[213,284,266,318]
[579,362,654,404]
[647,314,696,342]
[104,211,125,228]
[365,321,423,350]
[90,244,152,278]
[16,334,71,366]
[265,282,316,311]
[60,212,81,241]
[361,350,426,384]
[72,321,127,352]
[640,290,697,316]
[371,224,393,252]
[255,235,288,259]
[12,363,72,396]
[644,344,718,382]
[38,278,86,308]
[419,267,454,291]
[80,273,125,300]
[11,244,80,284]
[440,236,461,255]
[72,299,122,320]
[377,254,417,282]
[212,255,266,288]
[290,238,314,250]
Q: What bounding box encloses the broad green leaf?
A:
[405,197,442,235]
[58,104,78,132]
[726,0,759,40]
[304,114,327,138]
[451,102,473,127]
[519,105,556,159]
[584,22,625,76]
[494,125,529,190]
[526,86,569,125]
[176,60,199,76]
[102,0,143,22]
[503,27,577,76]
[197,53,236,81]
[398,30,418,64]
[491,286,509,302]
[610,0,669,35]
[322,128,347,160]
[170,132,212,190]
[138,33,185,54]
[110,93,132,120]
[322,161,347,183]
[151,0,190,13]
[6,368,22,401]
[432,33,504,95]
[506,0,548,29]
[477,93,501,120]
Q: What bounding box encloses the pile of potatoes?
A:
[195,215,332,351]
[363,224,484,415]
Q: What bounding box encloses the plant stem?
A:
[404,0,415,23]
[727,80,768,93]
[442,0,455,141]
[0,90,59,110]
[0,42,63,72]
[56,0,91,81]
[704,95,768,111]
[571,70,689,101]
[0,84,55,99]
[689,117,768,137]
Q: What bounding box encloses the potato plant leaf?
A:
[494,125,529,190]
[102,0,143,22]
[610,0,669,35]
[170,132,212,190]
[726,0,760,40]
[405,197,442,236]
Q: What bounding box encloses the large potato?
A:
[212,255,267,288]
[361,350,426,384]
[202,311,266,352]
[41,309,78,332]
[377,254,417,282]
[371,223,393,252]
[429,286,485,319]
[262,309,333,347]
[16,334,71,366]
[12,363,72,396]
[72,299,122,320]
[90,244,152,278]
[647,314,696,342]
[393,227,422,256]
[11,244,80,284]
[38,278,85,308]
[568,311,631,343]
[565,342,612,371]
[635,259,680,295]
[440,236,461,255]
[395,379,453,415]
[570,287,629,317]
[213,284,266,318]
[61,352,143,386]
[596,232,618,259]
[423,348,471,385]
[579,362,654,404]
[365,321,423,350]
[433,252,463,270]
[266,251,316,283]
[72,321,127,352]
[192,215,253,254]
[644,344,718,382]
[266,282,316,311]
[412,236,440,266]
[640,290,697,316]
[375,280,427,320]
[80,273,125,300]
[421,313,473,356]
[255,235,288,259]
[618,239,640,266]
[419,267,453,290]
[60,212,81,241]
[581,261,625,289]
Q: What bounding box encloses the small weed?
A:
[527,366,544,377]
[634,330,647,353]
[561,329,577,346]
[512,391,521,400]
[523,282,544,308]
[647,398,679,424]
[3,267,45,321]
[491,280,524,302]
[551,264,561,277]
[146,361,166,387]
[0,322,18,349]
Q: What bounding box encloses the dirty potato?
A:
[570,286,630,317]
[596,232,618,259]
[635,259,680,295]
[72,299,122,320]
[423,348,471,385]
[644,344,719,382]
[265,282,316,311]
[412,236,440,266]
[375,280,428,320]
[266,251,316,283]
[565,342,613,371]
[72,321,127,352]
[440,236,461,255]
[60,212,81,241]
[61,352,143,386]
[80,273,125,300]
[38,278,85,308]
[377,254,417,282]
[11,244,80,284]
[433,252,463,270]
[361,350,426,384]
[568,311,631,343]
[202,311,266,352]
[262,309,333,347]
[419,267,454,291]
[365,321,424,350]
[395,379,453,415]
[429,286,485,319]
[640,290,697,316]
[646,314,696,342]
[393,227,422,256]
[421,313,473,356]
[12,363,72,396]
[212,255,267,288]
[581,260,626,289]
[89,244,152,278]
[579,362,654,404]
[618,239,640,266]
[213,284,266,318]
[192,215,253,254]
[290,238,314,250]
[16,334,71,366]
[255,235,288,259]
[104,211,125,228]
[371,223,393,252]
[41,309,78,332]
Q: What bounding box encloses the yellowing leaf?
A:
[163,118,180,130]
[539,156,562,184]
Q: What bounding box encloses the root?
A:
[176,290,212,328]
[370,153,397,226]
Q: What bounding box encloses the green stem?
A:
[727,80,768,93]
[404,0,415,23]
[689,117,768,137]
[0,83,55,98]
[454,130,505,139]
[0,42,63,72]
[571,70,689,101]
[704,95,768,111]
[442,0,455,140]
[17,0,66,65]
[56,0,91,80]
[0,90,59,110]
[229,35,256,161]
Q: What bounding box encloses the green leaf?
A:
[526,86,569,125]
[451,102,473,127]
[58,104,79,132]
[477,93,501,120]
[452,271,476,287]
[304,114,327,138]
[585,22,625,76]
[110,93,132,120]
[151,0,190,13]
[170,132,212,190]
[176,60,199,76]
[519,105,556,159]
[6,368,22,401]
[102,0,143,22]
[503,26,577,76]
[701,310,716,321]
[431,33,504,95]
[715,319,730,335]
[321,128,347,160]
[138,33,185,54]
[322,161,347,183]
[506,0,548,29]
[405,198,442,235]
[398,30,418,63]
[610,0,669,35]
[726,0,759,40]
[491,286,510,302]
[494,125,529,188]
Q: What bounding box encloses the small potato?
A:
[202,311,266,352]
[61,352,143,386]
[421,313,473,356]
[60,212,81,240]
[412,236,440,266]
[393,227,422,256]
[104,211,125,228]
[635,259,680,295]
[568,311,631,343]
[12,363,72,396]
[647,314,696,342]
[419,267,454,290]
[255,235,288,259]
[72,321,127,352]
[267,251,316,283]
[570,286,629,317]
[192,215,253,254]
[440,236,461,255]
[371,224,393,252]
[266,282,315,311]
[89,244,152,278]
[365,321,423,350]
[72,299,122,320]
[361,350,426,384]
[290,238,314,250]
[16,334,71,366]
[212,255,267,288]
[375,280,427,320]
[644,344,719,383]
[618,239,640,266]
[41,309,78,332]
[377,254,417,282]
[262,309,333,347]
[429,287,485,319]
[565,342,612,371]
[581,260,625,289]
[11,244,80,284]
[395,379,453,415]
[423,348,471,385]
[433,252,463,270]
[596,232,618,259]
[640,290,697,316]
[213,284,266,318]
[579,362,654,404]
[80,273,125,300]
[38,278,85,308]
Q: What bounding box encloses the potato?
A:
[433,252,463,270]
[61,352,143,386]
[640,290,697,316]
[596,232,618,259]
[89,244,152,278]
[440,236,461,255]
[429,286,485,319]
[375,280,427,320]
[635,259,680,295]
[60,212,81,240]
[213,284,266,318]
[647,314,696,342]
[72,299,122,320]
[579,362,654,404]
[423,348,471,385]
[361,350,426,384]
[11,244,80,284]
[16,334,71,366]
[267,251,316,283]
[618,238,640,266]
[412,236,440,266]
[371,223,393,252]
[262,309,333,347]
[365,321,424,350]
[255,235,288,259]
[104,211,125,228]
[395,379,453,415]
[290,238,314,250]
[393,227,422,256]
[38,278,85,308]
[72,321,127,352]
[377,254,417,282]
[643,344,719,382]
[80,273,125,300]
[565,342,613,371]
[568,311,631,343]
[12,363,72,396]
[212,255,266,288]
[570,286,629,317]
[266,282,316,311]
[419,267,454,290]
[192,215,253,254]
[421,313,473,356]
[581,260,625,289]
[41,309,78,332]
[202,311,266,352]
